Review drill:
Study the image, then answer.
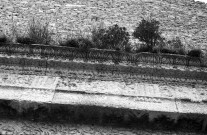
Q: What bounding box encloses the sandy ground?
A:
[0,118,204,135]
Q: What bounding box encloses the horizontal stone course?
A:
[0,54,206,83]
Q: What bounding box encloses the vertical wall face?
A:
[1,0,207,50]
[0,0,146,38]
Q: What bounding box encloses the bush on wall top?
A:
[0,34,8,43]
[59,37,94,51]
[16,18,52,45]
[92,24,130,51]
[187,49,202,58]
[16,36,36,45]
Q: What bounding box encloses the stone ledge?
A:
[0,83,206,115]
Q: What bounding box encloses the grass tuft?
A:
[16,18,52,45]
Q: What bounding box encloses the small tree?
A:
[133,19,161,51]
[104,24,130,50]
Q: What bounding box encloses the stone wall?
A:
[1,0,207,50]
[0,56,207,83]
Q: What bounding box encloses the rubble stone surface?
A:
[1,0,207,50]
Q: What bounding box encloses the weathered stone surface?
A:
[0,73,59,90]
[1,0,207,50]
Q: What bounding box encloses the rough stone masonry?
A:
[0,0,207,50]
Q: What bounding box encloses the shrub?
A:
[16,36,36,44]
[136,45,151,53]
[160,48,177,54]
[135,44,160,53]
[59,37,94,50]
[104,24,129,50]
[16,18,52,45]
[91,27,106,49]
[92,24,130,51]
[167,37,186,55]
[187,49,202,58]
[125,45,132,53]
[133,19,162,51]
[59,38,79,48]
[177,49,185,55]
[0,33,12,45]
[157,48,185,55]
[28,18,52,45]
[168,37,183,49]
[77,38,94,50]
[0,35,7,43]
[156,37,166,50]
